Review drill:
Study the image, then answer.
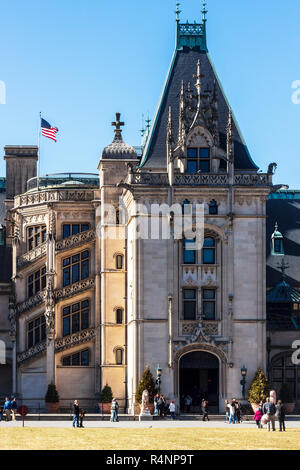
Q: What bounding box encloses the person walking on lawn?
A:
[276,400,286,432]
[73,400,80,428]
[263,397,276,431]
[201,399,209,422]
[253,407,263,429]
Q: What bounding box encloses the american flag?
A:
[41,118,59,142]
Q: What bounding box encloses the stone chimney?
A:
[4,146,38,199]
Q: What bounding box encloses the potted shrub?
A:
[135,366,157,415]
[45,383,60,413]
[278,383,295,413]
[98,384,113,414]
[248,368,270,412]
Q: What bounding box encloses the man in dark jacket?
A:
[201,399,209,422]
[263,398,276,431]
[73,400,80,428]
[276,400,286,431]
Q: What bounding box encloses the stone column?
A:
[45,233,56,385]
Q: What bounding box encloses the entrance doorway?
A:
[179,351,219,413]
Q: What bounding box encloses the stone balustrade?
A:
[17,242,47,269]
[55,327,96,353]
[56,229,95,251]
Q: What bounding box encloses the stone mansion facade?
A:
[0,10,299,413]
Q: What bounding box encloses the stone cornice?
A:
[17,242,47,269]
[14,189,95,209]
[55,327,96,353]
[56,229,95,252]
[54,277,95,302]
[16,290,45,316]
[17,341,46,365]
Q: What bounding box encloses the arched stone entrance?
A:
[179,351,219,413]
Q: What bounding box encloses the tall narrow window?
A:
[28,266,46,297]
[63,250,89,287]
[187,148,210,174]
[209,200,218,215]
[202,289,216,320]
[27,315,46,348]
[116,254,124,270]
[27,225,47,251]
[63,299,89,337]
[184,239,196,264]
[116,348,123,365]
[116,308,123,324]
[183,289,196,320]
[202,237,216,264]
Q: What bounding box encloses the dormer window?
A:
[209,200,218,215]
[187,148,210,174]
[271,222,284,256]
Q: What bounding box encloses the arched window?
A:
[202,237,216,264]
[115,254,124,270]
[209,200,218,215]
[115,348,123,365]
[116,308,123,324]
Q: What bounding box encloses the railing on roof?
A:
[27,173,99,191]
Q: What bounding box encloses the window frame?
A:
[62,348,90,366]
[202,237,216,265]
[187,147,211,174]
[202,289,216,320]
[115,254,124,270]
[62,250,89,287]
[62,299,90,337]
[27,225,47,251]
[28,266,47,298]
[183,288,197,320]
[116,308,123,324]
[27,314,46,348]
[62,223,90,239]
[115,348,124,365]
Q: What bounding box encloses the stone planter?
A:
[98,403,111,414]
[45,402,60,413]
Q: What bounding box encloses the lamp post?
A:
[156,364,162,395]
[240,365,247,400]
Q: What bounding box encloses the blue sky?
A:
[0,0,299,188]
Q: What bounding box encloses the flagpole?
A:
[37,112,41,191]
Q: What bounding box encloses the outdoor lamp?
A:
[240,365,247,400]
[156,364,162,394]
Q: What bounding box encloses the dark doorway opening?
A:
[179,351,219,413]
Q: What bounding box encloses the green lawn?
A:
[0,427,300,450]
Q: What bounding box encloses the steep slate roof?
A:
[266,191,300,288]
[267,280,300,303]
[140,20,258,171]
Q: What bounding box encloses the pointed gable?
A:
[140,18,258,171]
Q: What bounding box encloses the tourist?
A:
[225,400,230,423]
[276,400,286,432]
[73,400,80,428]
[201,399,209,422]
[184,394,192,413]
[253,406,263,429]
[110,398,119,422]
[263,397,276,431]
[79,408,85,428]
[154,394,159,416]
[3,397,12,422]
[229,399,236,424]
[235,401,241,423]
[169,401,176,420]
[11,397,17,421]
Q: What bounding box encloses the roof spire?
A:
[175,2,181,22]
[202,0,208,23]
[111,112,125,142]
[278,257,289,281]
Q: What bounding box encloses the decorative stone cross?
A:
[111,113,125,132]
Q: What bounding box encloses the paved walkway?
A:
[1,419,300,429]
